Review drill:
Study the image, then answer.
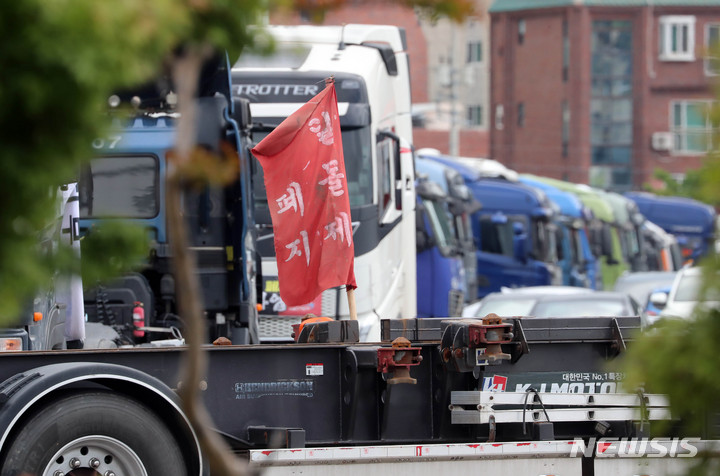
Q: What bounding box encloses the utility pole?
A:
[449,27,460,157]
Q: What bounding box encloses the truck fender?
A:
[0,361,205,476]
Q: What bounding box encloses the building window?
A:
[659,16,696,62]
[671,100,715,154]
[518,19,526,45]
[466,41,483,63]
[563,19,570,82]
[495,104,504,130]
[517,102,525,127]
[467,105,483,126]
[591,20,633,191]
[562,100,570,157]
[705,23,720,75]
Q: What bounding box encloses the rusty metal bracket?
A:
[468,314,514,364]
[377,337,423,385]
[440,315,516,372]
[468,317,514,346]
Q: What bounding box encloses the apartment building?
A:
[490,0,720,191]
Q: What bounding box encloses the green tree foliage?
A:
[0,1,186,322]
[289,0,474,23]
[0,0,275,324]
[645,168,704,201]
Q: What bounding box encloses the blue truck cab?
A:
[419,154,561,299]
[624,192,717,264]
[520,175,597,289]
[77,55,259,345]
[414,173,466,317]
[415,156,480,302]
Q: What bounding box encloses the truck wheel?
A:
[1,391,188,476]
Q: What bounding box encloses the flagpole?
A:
[325,74,357,322]
[347,287,357,321]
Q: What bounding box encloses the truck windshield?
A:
[251,126,373,218]
[79,156,159,219]
[477,218,514,257]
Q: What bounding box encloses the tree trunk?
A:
[168,48,249,476]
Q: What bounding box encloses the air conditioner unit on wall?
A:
[652,132,675,151]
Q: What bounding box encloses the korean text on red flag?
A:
[251,82,356,307]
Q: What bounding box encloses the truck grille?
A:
[448,290,465,317]
[258,315,301,343]
[258,288,341,343]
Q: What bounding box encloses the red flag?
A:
[251,82,356,307]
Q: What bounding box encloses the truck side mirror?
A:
[377,130,403,212]
[555,227,565,261]
[649,291,668,309]
[416,207,434,252]
[416,229,435,253]
[601,224,618,264]
[513,222,528,263]
[231,97,252,130]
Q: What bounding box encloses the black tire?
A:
[1,391,188,476]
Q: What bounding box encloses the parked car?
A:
[498,286,590,295]
[612,271,677,326]
[612,271,677,305]
[651,266,720,321]
[462,287,639,318]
